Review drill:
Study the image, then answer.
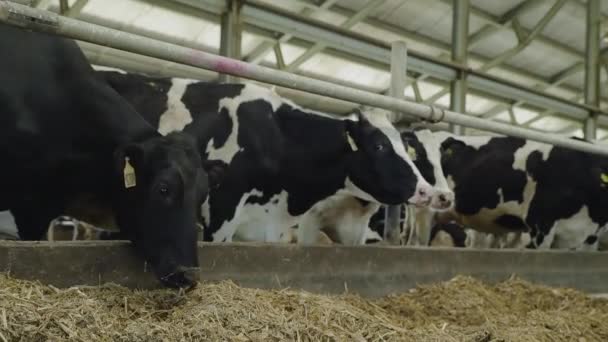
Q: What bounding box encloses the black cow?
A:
[0,24,211,288]
[95,69,433,243]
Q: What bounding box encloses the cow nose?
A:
[414,182,434,205]
[161,266,200,290]
[436,191,454,209]
[439,194,451,206]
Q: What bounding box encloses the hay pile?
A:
[0,274,607,341]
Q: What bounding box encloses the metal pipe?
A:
[384,41,408,245]
[173,0,604,119]
[219,0,241,83]
[584,0,600,140]
[450,0,469,135]
[58,0,68,14]
[1,1,607,157]
[237,0,600,117]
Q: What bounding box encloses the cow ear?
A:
[353,108,366,124]
[440,138,465,157]
[114,143,145,189]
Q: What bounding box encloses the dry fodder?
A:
[0,274,606,341]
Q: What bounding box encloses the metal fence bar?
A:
[1,1,607,156]
[384,41,408,245]
[584,0,600,140]
[218,0,242,83]
[449,0,469,135]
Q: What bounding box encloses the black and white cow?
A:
[301,128,454,246]
[0,24,212,289]
[413,131,608,250]
[95,69,434,243]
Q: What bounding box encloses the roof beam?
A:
[244,0,340,65]
[440,0,582,59]
[468,0,546,48]
[65,0,89,17]
[313,0,596,107]
[478,0,567,72]
[284,0,386,72]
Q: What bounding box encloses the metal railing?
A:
[0,1,606,156]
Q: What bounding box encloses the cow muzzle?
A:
[431,190,455,211]
[159,266,200,290]
[408,181,435,208]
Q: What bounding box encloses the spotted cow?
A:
[430,131,608,250]
[301,128,453,246]
[95,69,434,244]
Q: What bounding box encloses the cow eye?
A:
[158,182,171,197]
[375,143,386,152]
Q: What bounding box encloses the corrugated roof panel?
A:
[466,94,494,114]
[298,53,390,90]
[513,107,538,123]
[519,1,586,52]
[263,43,308,66]
[350,22,445,57]
[507,41,579,78]
[470,29,519,61]
[493,111,512,123]
[529,116,574,131]
[80,0,150,24]
[416,81,444,99]
[242,32,267,57]
[435,94,450,108]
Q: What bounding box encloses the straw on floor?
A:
[0,273,606,341]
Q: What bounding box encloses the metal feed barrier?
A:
[0,0,606,156]
[0,0,607,295]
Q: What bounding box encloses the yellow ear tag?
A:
[601,173,608,184]
[123,157,137,189]
[346,132,358,152]
[444,148,453,157]
[407,145,417,160]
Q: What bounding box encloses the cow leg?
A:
[526,223,555,249]
[297,211,323,245]
[408,208,434,246]
[472,232,485,248]
[11,201,64,240]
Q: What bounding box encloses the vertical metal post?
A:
[384,41,408,245]
[450,0,469,135]
[59,0,68,14]
[219,0,242,83]
[584,0,600,140]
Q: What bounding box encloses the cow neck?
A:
[73,76,158,148]
[277,110,351,207]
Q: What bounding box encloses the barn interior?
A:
[1,0,608,341]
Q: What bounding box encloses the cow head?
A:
[343,109,434,206]
[112,132,208,290]
[401,129,455,211]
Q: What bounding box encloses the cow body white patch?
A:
[0,211,17,239]
[512,140,552,172]
[157,78,197,135]
[211,189,296,243]
[298,194,379,245]
[551,205,600,250]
